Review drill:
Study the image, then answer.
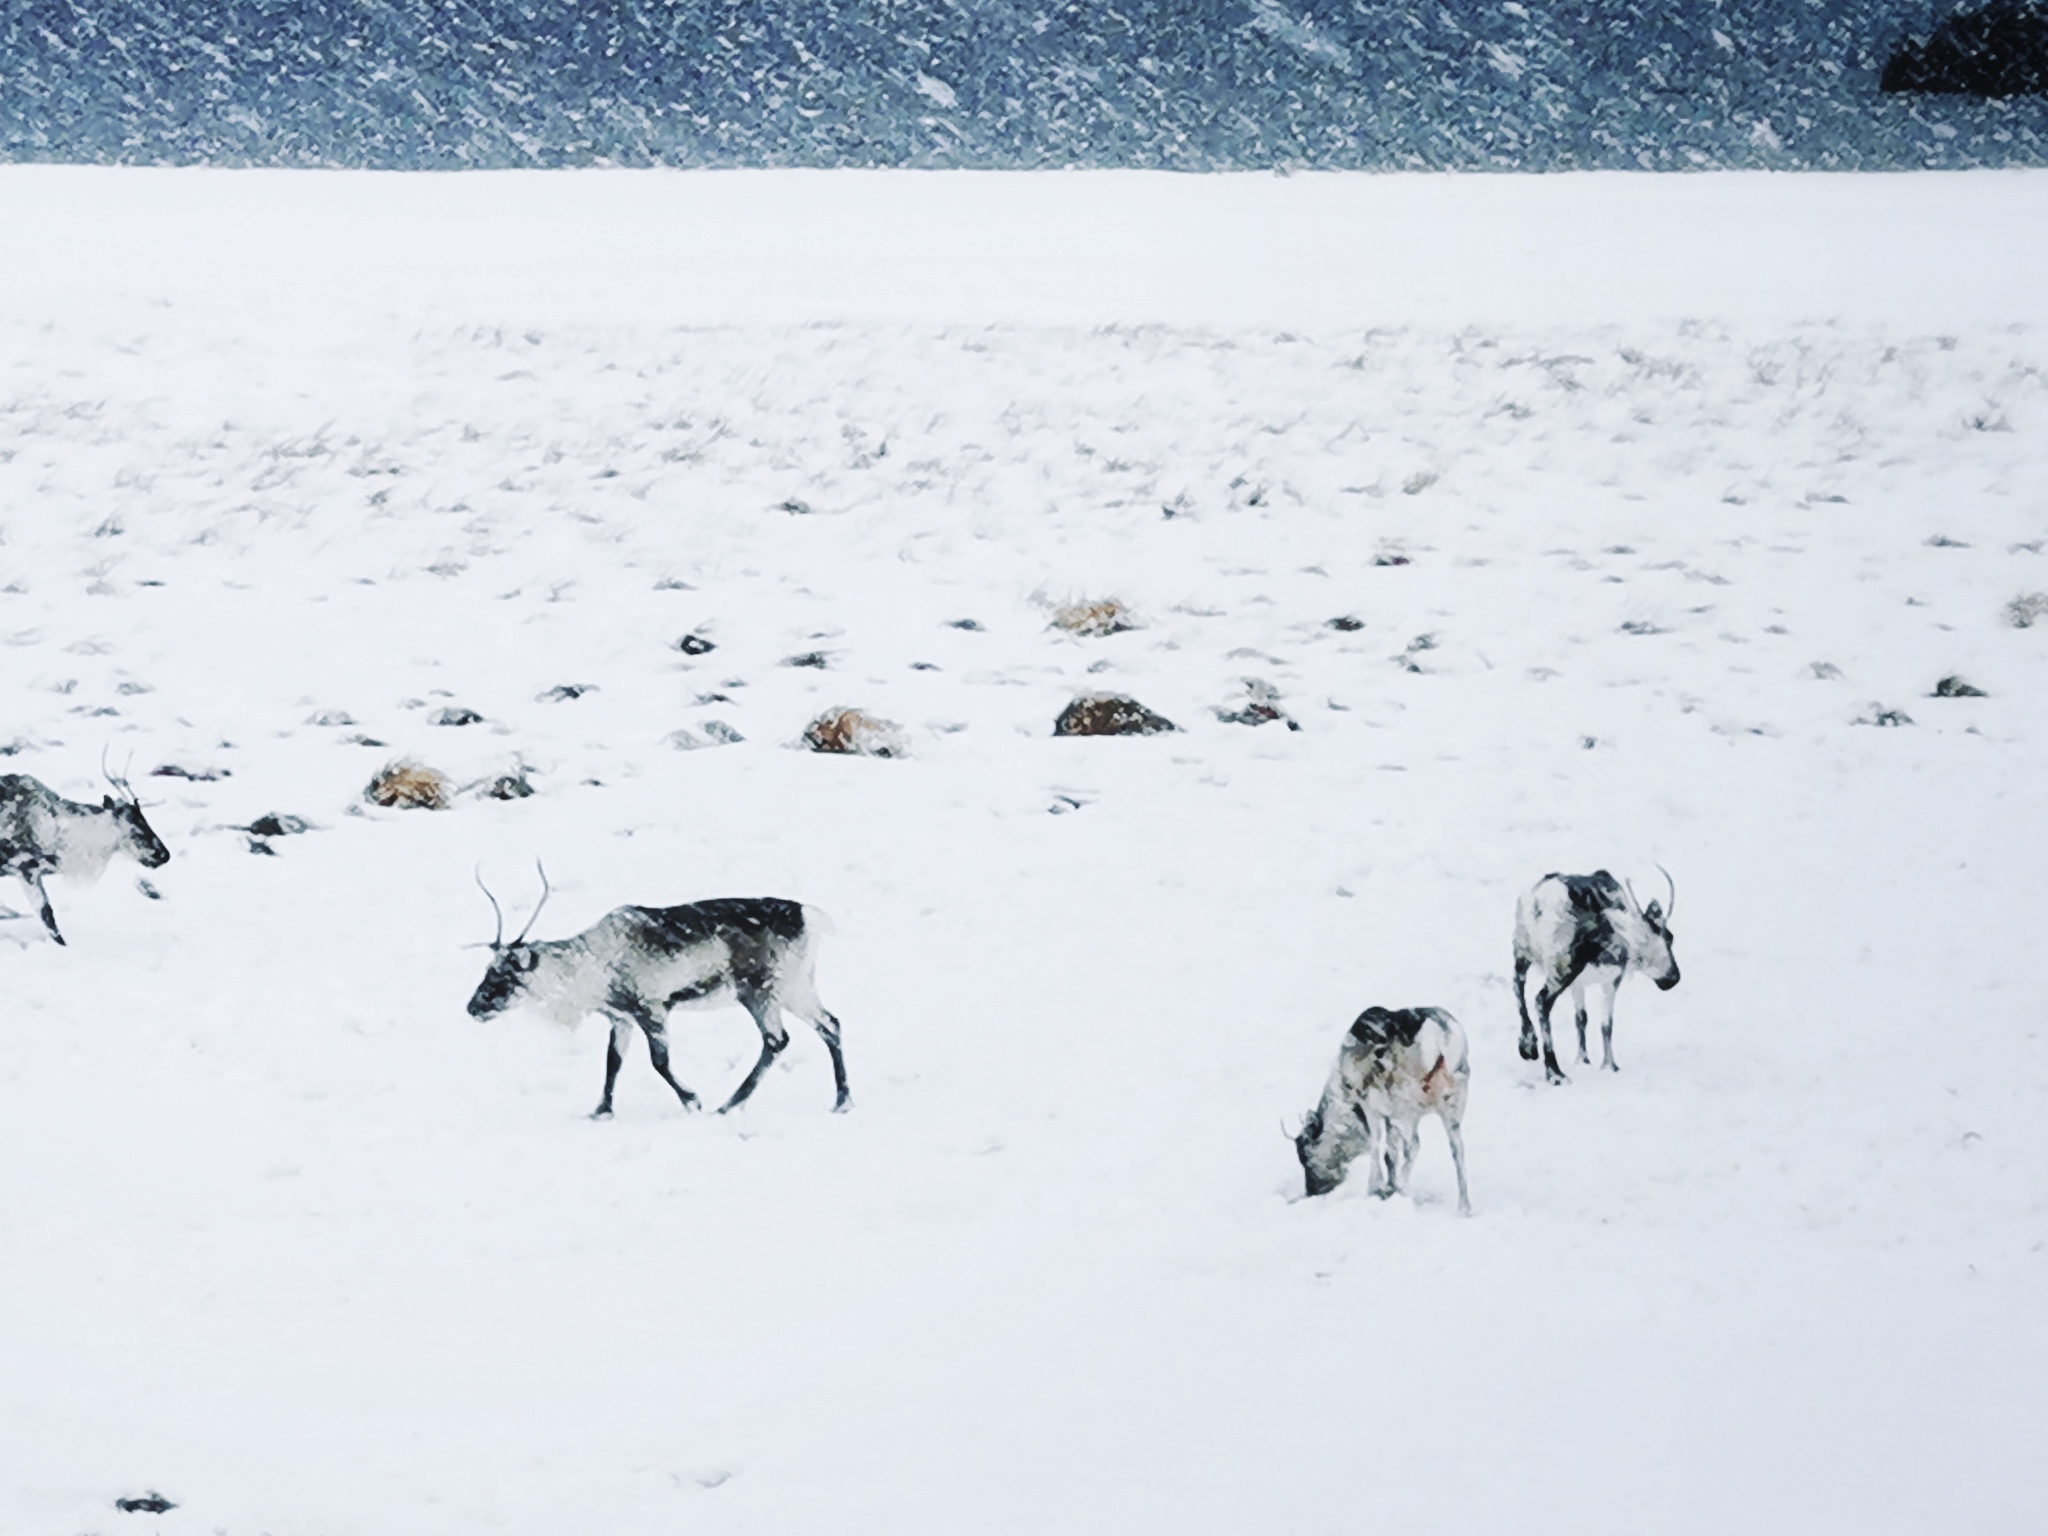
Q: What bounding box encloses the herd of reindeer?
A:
[2,764,1683,1218]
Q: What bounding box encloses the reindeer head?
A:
[466,865,550,1020]
[1625,865,1681,991]
[101,758,170,869]
[1293,1105,1355,1198]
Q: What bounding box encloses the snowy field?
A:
[3,169,2047,1534]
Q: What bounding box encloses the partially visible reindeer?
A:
[466,868,850,1119]
[1513,867,1679,1083]
[0,764,171,945]
[1294,1005,1471,1215]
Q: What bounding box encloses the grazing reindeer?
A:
[466,868,850,1119]
[0,764,170,945]
[1294,1006,1471,1215]
[1513,868,1679,1083]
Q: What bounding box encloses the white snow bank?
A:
[3,167,2047,331]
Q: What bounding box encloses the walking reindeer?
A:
[466,868,850,1118]
[1512,868,1679,1083]
[1294,1006,1472,1214]
[0,764,171,944]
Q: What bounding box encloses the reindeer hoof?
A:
[1517,1038,1538,1061]
[832,1097,852,1114]
[590,1106,614,1121]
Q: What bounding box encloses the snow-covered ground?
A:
[2,169,2045,1535]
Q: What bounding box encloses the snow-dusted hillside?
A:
[2,170,2044,1535]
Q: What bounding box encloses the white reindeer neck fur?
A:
[1607,903,1652,965]
[53,805,123,884]
[519,934,615,1028]
[1610,896,1676,978]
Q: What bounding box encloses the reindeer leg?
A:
[1443,1115,1472,1217]
[1598,974,1622,1072]
[592,1016,632,1119]
[1534,974,1573,1084]
[804,1008,851,1112]
[24,870,63,946]
[1368,1107,1395,1198]
[1395,1114,1421,1195]
[1573,984,1592,1065]
[778,961,851,1111]
[638,1016,700,1112]
[1514,957,1538,1060]
[1384,1121,1408,1198]
[717,988,789,1113]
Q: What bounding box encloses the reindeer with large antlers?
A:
[465,867,851,1119]
[0,759,171,945]
[1513,867,1680,1083]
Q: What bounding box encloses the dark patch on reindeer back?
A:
[0,775,61,870]
[1549,870,1624,918]
[1349,1006,1433,1050]
[687,897,805,940]
[1544,872,1631,972]
[618,904,713,950]
[630,897,804,948]
[624,898,806,994]
[0,775,59,822]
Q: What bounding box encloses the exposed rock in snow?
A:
[802,707,907,757]
[363,760,452,809]
[1054,694,1178,736]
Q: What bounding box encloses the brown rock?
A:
[365,759,452,809]
[802,708,908,758]
[1054,694,1178,736]
[1050,597,1138,637]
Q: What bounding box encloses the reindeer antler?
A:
[511,859,551,945]
[475,866,506,949]
[1656,862,1676,921]
[100,745,134,798]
